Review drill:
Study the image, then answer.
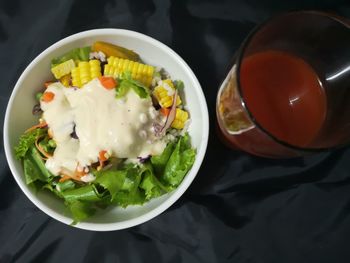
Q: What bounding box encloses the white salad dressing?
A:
[41,79,166,176]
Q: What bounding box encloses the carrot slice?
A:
[41,91,55,102]
[98,76,117,90]
[160,107,170,116]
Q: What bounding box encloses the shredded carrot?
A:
[41,91,55,102]
[44,81,54,88]
[98,76,117,90]
[59,175,71,183]
[25,121,47,133]
[58,166,86,183]
[35,137,52,159]
[75,169,86,178]
[97,150,109,170]
[160,107,170,116]
[73,163,88,179]
[59,172,82,182]
[99,150,108,162]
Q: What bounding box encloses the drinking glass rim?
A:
[235,10,350,153]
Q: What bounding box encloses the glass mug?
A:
[216,11,350,158]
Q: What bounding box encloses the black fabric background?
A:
[1,0,350,262]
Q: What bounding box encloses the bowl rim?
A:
[3,28,209,231]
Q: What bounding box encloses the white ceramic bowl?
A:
[3,29,209,231]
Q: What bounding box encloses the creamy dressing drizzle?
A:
[41,79,165,176]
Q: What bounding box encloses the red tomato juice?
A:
[217,50,327,157]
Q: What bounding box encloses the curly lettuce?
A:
[15,128,47,159]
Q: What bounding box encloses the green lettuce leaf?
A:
[174,80,184,91]
[121,167,142,191]
[162,134,196,187]
[15,128,47,159]
[51,46,91,67]
[151,142,176,176]
[38,137,56,154]
[139,164,170,200]
[116,72,149,99]
[56,180,75,192]
[94,169,126,201]
[112,166,145,207]
[94,165,146,207]
[43,179,98,224]
[66,200,96,225]
[42,182,64,199]
[17,130,195,224]
[23,146,54,185]
[113,190,145,207]
[61,184,103,202]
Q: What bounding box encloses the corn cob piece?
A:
[153,79,182,108]
[60,74,71,87]
[104,56,154,87]
[71,60,101,87]
[51,59,76,79]
[171,108,189,129]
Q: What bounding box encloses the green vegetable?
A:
[153,71,161,79]
[56,180,75,192]
[94,165,145,207]
[61,184,103,202]
[113,190,145,207]
[39,137,56,154]
[36,92,43,101]
[48,139,56,148]
[15,128,47,159]
[139,165,169,200]
[17,133,196,223]
[51,46,91,67]
[151,142,176,176]
[162,133,196,187]
[174,80,184,91]
[114,167,145,207]
[121,167,142,192]
[116,72,149,99]
[23,146,54,185]
[43,180,97,223]
[16,122,195,224]
[150,134,196,187]
[94,169,126,201]
[66,200,96,224]
[140,173,163,200]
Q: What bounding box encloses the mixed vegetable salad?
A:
[15,41,196,223]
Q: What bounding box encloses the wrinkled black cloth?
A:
[2,0,350,262]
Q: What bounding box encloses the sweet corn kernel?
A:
[171,108,189,129]
[104,57,154,87]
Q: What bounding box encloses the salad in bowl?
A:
[14,40,196,224]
